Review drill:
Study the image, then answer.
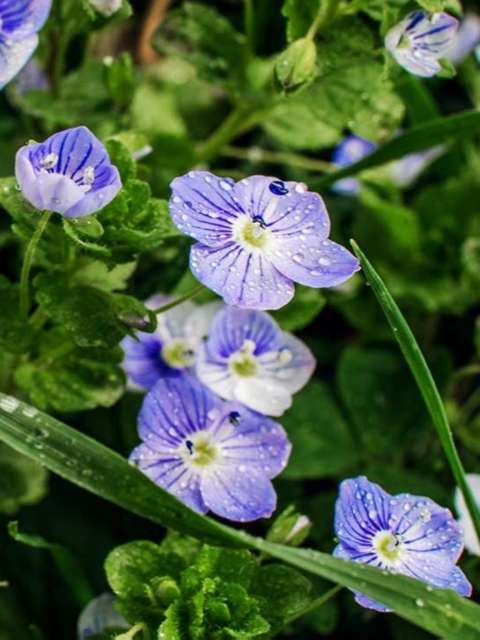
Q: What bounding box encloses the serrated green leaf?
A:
[0,395,480,639]
[14,330,125,413]
[282,380,358,479]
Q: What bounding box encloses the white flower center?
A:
[372,530,406,568]
[161,338,196,369]
[40,153,58,170]
[232,215,272,251]
[229,339,258,377]
[83,166,95,186]
[182,435,218,467]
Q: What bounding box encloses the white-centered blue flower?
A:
[121,295,223,391]
[197,306,315,416]
[454,474,480,557]
[385,10,459,77]
[0,0,52,90]
[169,172,360,310]
[334,476,472,612]
[130,376,291,522]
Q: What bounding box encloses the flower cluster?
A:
[0,0,52,90]
[334,476,472,611]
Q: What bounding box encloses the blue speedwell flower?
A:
[447,13,480,64]
[334,476,472,612]
[0,0,52,89]
[15,126,122,217]
[197,306,315,417]
[130,376,291,522]
[169,172,360,310]
[385,10,459,77]
[121,295,222,391]
[331,135,376,195]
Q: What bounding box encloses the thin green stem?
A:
[352,240,480,545]
[19,211,53,318]
[195,104,254,165]
[151,285,205,315]
[286,585,343,625]
[306,0,341,40]
[222,145,335,173]
[244,0,255,56]
[116,623,150,640]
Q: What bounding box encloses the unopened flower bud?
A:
[267,506,312,547]
[275,37,317,92]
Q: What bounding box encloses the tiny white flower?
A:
[89,0,123,17]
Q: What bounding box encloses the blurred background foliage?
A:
[0,0,479,638]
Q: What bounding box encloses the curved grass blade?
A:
[351,240,480,544]
[0,394,480,638]
[316,110,480,188]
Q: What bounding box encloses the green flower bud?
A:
[266,505,312,547]
[275,37,317,92]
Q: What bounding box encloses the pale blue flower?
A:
[15,126,122,217]
[447,14,480,64]
[331,135,376,195]
[0,0,52,89]
[121,295,222,391]
[77,593,128,638]
[197,306,315,416]
[385,11,459,77]
[130,376,291,522]
[169,172,359,310]
[334,476,472,612]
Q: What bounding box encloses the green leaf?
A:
[1,394,480,639]
[282,381,358,479]
[34,273,151,349]
[104,53,135,108]
[282,0,320,42]
[14,330,125,413]
[0,443,48,514]
[351,241,480,544]
[317,111,480,188]
[337,346,432,457]
[266,19,404,149]
[252,564,312,632]
[8,521,93,608]
[272,286,325,331]
[105,139,137,183]
[0,277,36,355]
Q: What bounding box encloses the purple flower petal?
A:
[130,442,208,514]
[257,332,315,394]
[170,171,242,247]
[268,237,360,288]
[201,464,277,522]
[207,307,283,357]
[138,377,223,445]
[0,0,52,39]
[0,33,38,90]
[211,403,291,477]
[234,175,330,238]
[190,242,295,310]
